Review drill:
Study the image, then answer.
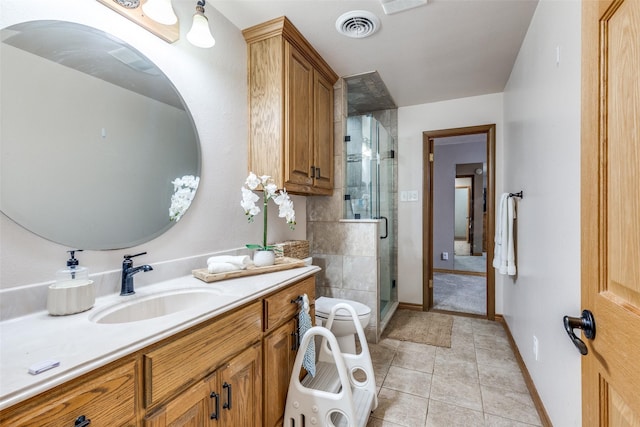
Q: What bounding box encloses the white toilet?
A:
[315,296,372,354]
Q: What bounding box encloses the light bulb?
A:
[187,12,215,48]
[142,0,178,25]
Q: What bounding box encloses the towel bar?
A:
[508,191,523,199]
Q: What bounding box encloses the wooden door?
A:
[145,374,218,427]
[218,343,262,427]
[313,69,334,192]
[285,42,314,188]
[582,0,640,425]
[263,319,297,427]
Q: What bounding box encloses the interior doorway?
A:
[422,125,496,319]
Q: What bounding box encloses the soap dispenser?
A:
[47,250,95,316]
[55,250,89,284]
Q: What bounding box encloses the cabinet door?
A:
[313,70,334,192]
[285,42,314,188]
[145,374,219,427]
[218,343,262,427]
[263,319,297,427]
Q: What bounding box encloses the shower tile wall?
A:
[308,220,380,342]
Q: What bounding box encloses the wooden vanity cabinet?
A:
[0,274,317,427]
[0,358,137,427]
[243,17,338,196]
[145,343,262,427]
[262,276,315,427]
[144,302,262,427]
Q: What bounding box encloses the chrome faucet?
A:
[120,252,153,296]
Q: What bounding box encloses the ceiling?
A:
[209,0,539,108]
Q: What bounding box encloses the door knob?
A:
[563,310,596,355]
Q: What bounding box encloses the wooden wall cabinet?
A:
[243,17,338,196]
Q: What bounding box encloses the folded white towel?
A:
[207,262,241,274]
[206,255,250,270]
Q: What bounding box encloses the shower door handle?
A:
[379,216,388,239]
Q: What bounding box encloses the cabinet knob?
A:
[74,416,91,427]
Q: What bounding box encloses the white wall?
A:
[397,93,504,311]
[502,1,582,425]
[0,1,305,299]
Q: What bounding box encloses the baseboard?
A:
[433,268,486,277]
[397,302,423,311]
[497,316,553,427]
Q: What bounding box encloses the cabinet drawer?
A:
[0,360,137,427]
[264,276,315,331]
[144,301,262,408]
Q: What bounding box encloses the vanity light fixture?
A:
[141,0,178,25]
[97,0,213,47]
[186,0,215,48]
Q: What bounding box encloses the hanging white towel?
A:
[298,294,316,377]
[493,193,517,276]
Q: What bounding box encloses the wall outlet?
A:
[441,252,449,260]
[533,335,539,361]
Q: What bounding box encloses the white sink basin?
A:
[90,288,223,324]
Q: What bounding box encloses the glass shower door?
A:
[376,121,395,320]
[344,114,396,319]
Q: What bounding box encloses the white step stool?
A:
[284,303,377,427]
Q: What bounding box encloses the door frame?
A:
[422,124,496,320]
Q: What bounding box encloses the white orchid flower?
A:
[241,172,296,248]
[245,172,261,190]
[264,182,278,199]
[169,175,200,221]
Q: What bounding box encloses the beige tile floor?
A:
[366,315,542,427]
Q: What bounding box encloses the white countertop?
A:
[0,265,320,410]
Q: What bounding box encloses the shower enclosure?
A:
[344,114,397,321]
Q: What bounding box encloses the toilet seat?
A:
[316,297,371,320]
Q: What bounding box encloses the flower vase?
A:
[253,250,275,267]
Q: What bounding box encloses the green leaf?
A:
[246,244,263,250]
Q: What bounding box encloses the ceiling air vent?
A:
[335,11,380,39]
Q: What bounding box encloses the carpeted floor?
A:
[433,272,486,315]
[453,253,487,273]
[383,309,453,348]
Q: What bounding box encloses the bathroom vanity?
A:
[0,268,318,427]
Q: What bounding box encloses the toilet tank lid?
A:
[315,296,372,317]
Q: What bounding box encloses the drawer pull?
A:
[74,416,91,427]
[210,391,220,420]
[223,382,232,410]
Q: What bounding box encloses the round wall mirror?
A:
[0,21,201,250]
